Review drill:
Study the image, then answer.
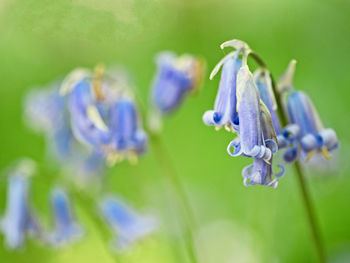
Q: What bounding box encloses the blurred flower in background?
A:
[0,159,41,250]
[148,51,204,133]
[98,196,157,252]
[46,187,84,247]
[61,65,148,167]
[277,60,339,163]
[24,82,106,185]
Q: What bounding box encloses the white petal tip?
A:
[220,39,250,51]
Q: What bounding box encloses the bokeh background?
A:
[1,0,350,262]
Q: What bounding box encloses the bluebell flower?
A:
[98,196,157,251]
[277,60,338,162]
[202,51,241,131]
[283,90,338,162]
[68,79,112,149]
[0,159,41,249]
[227,65,278,161]
[46,188,83,247]
[242,104,284,187]
[151,52,203,114]
[107,97,147,164]
[61,66,148,165]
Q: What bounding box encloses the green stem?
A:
[293,162,326,263]
[150,133,198,263]
[250,52,326,263]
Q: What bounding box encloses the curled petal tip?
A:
[220,39,250,52]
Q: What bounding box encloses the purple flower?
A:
[227,65,277,161]
[277,60,338,162]
[203,51,241,131]
[283,90,338,162]
[242,105,284,187]
[151,52,203,114]
[46,188,83,247]
[242,158,284,188]
[24,83,106,182]
[98,196,157,251]
[60,67,148,165]
[107,97,148,164]
[68,79,112,149]
[0,160,41,249]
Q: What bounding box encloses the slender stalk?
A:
[150,133,198,263]
[250,52,326,263]
[293,162,326,263]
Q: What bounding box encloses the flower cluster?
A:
[203,39,338,188]
[277,60,339,163]
[61,65,148,166]
[25,65,149,185]
[0,159,157,250]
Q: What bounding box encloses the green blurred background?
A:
[1,0,350,262]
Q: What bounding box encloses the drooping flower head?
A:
[60,65,148,166]
[202,50,241,131]
[242,104,284,188]
[106,95,148,165]
[204,39,283,187]
[0,159,41,249]
[151,52,204,114]
[278,61,339,162]
[46,187,83,247]
[98,196,157,252]
[219,40,278,161]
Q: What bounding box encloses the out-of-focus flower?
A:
[277,61,339,162]
[24,81,106,183]
[107,97,147,165]
[148,52,204,133]
[0,159,41,249]
[98,196,157,251]
[202,51,241,131]
[283,90,338,162]
[46,187,83,247]
[61,65,148,165]
[68,79,112,149]
[151,52,203,114]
